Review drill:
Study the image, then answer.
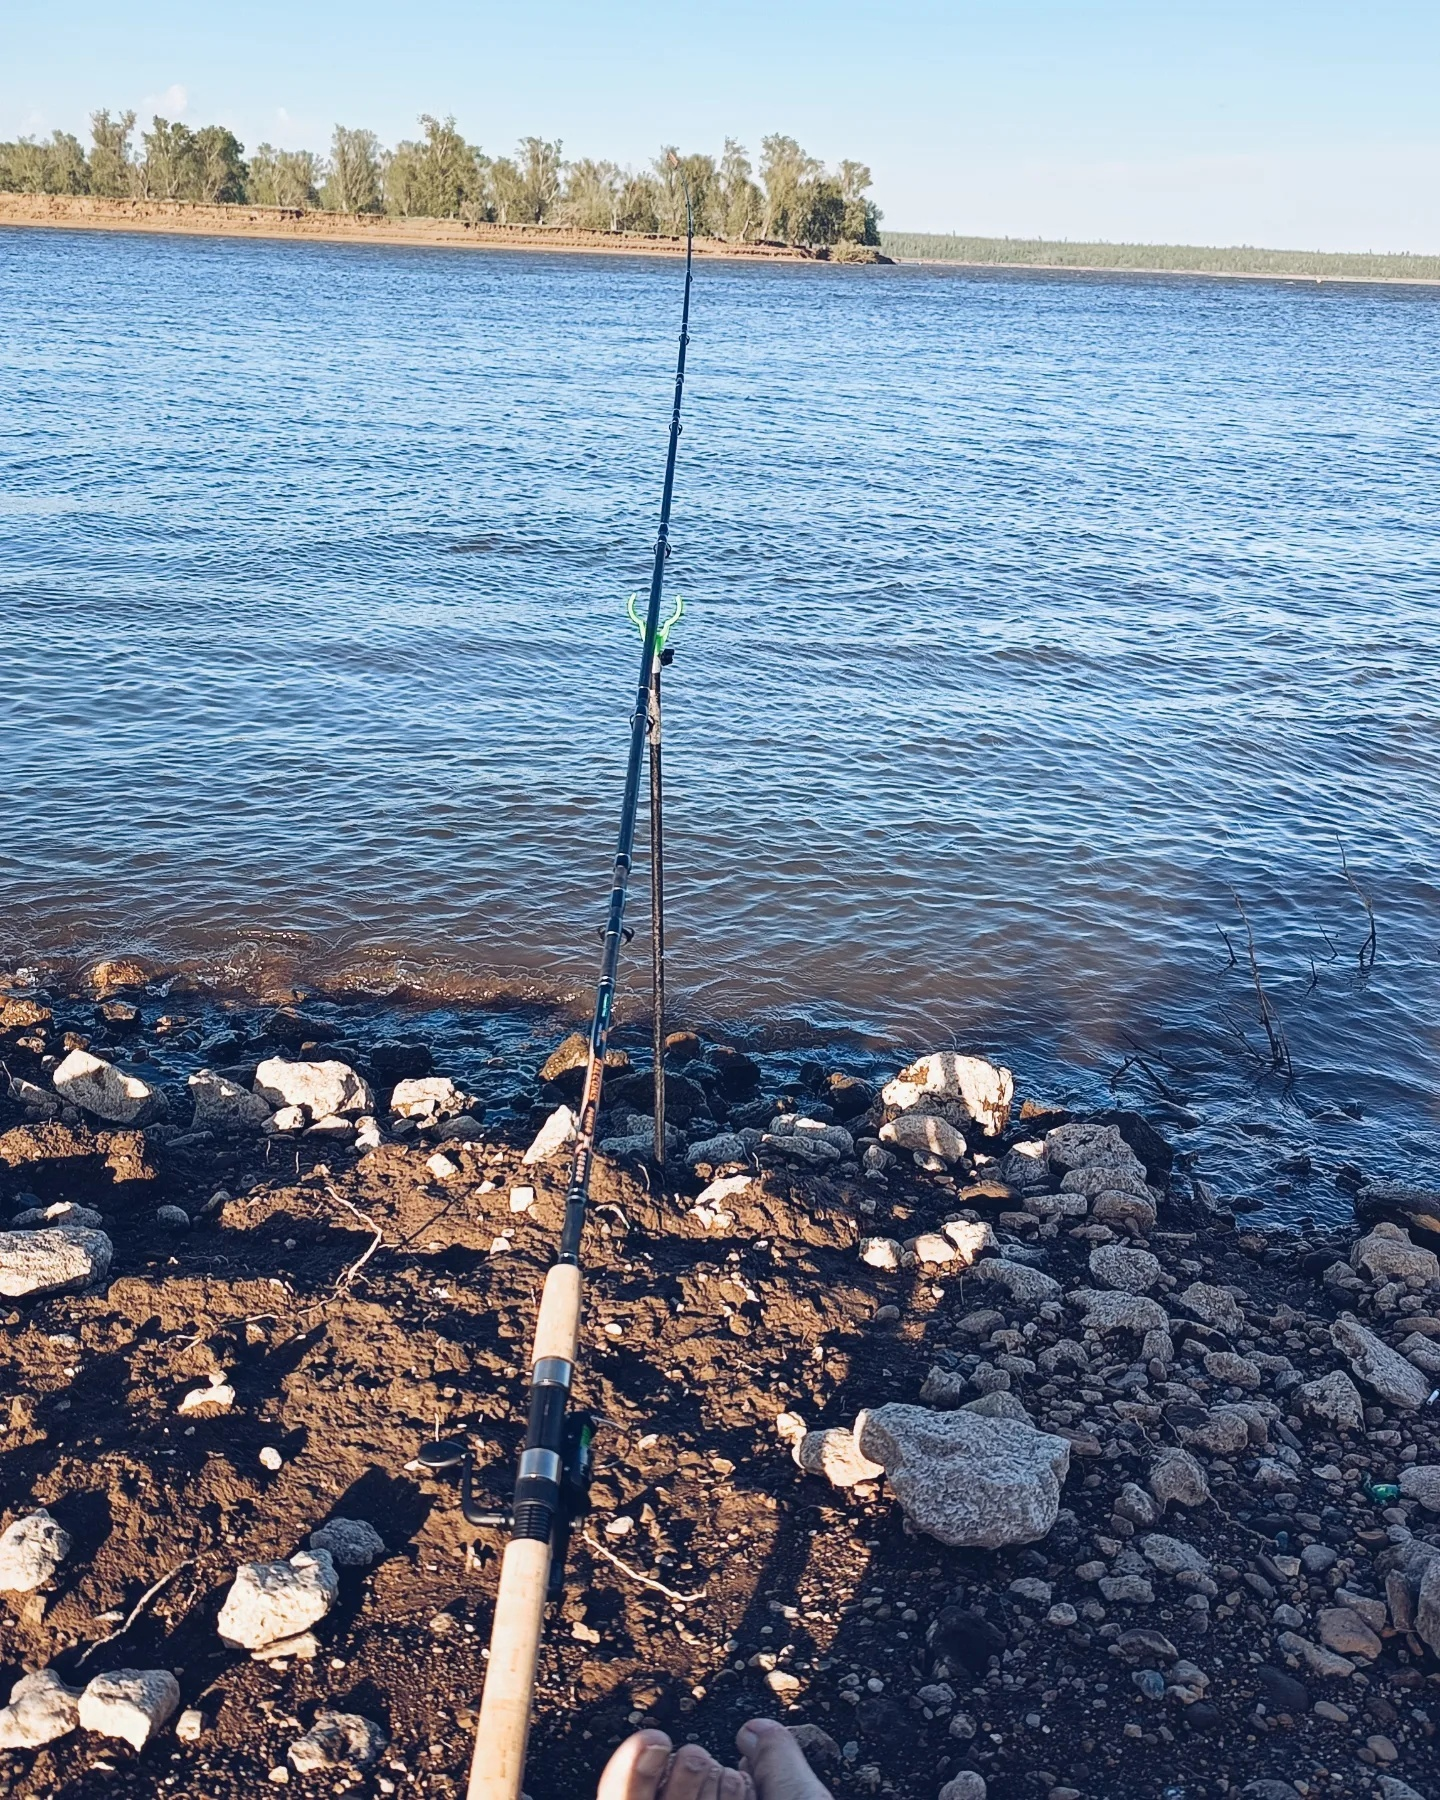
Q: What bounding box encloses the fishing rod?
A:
[465,155,696,1800]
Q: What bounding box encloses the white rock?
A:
[941,1219,996,1264]
[860,1236,904,1272]
[1399,1465,1440,1512]
[795,1426,884,1487]
[265,1105,307,1134]
[1331,1313,1430,1411]
[175,1708,205,1742]
[308,1518,385,1567]
[288,1710,388,1773]
[0,1226,112,1299]
[1351,1222,1440,1286]
[1297,1370,1365,1432]
[1088,1244,1163,1294]
[0,1669,82,1748]
[1069,1288,1169,1335]
[77,1668,180,1750]
[425,1152,460,1181]
[523,1105,577,1164]
[253,1058,372,1120]
[0,1508,71,1592]
[855,1405,1070,1548]
[51,1049,159,1124]
[879,1113,967,1162]
[259,1446,284,1470]
[1148,1449,1210,1510]
[909,1232,958,1266]
[970,1258,1062,1305]
[178,1375,235,1415]
[306,1114,355,1140]
[696,1173,752,1207]
[389,1075,466,1118]
[881,1052,1013,1136]
[189,1070,272,1130]
[353,1116,383,1150]
[217,1550,339,1651]
[509,1185,535,1212]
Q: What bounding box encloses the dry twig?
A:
[1336,836,1378,968]
[324,1187,385,1294]
[582,1531,707,1604]
[76,1560,193,1667]
[1228,891,1293,1078]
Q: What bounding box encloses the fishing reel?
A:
[415,1411,597,1601]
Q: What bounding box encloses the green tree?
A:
[560,158,622,231]
[384,115,482,217]
[0,131,90,194]
[717,139,762,242]
[88,110,136,197]
[322,126,382,213]
[192,125,247,201]
[653,148,717,237]
[248,145,322,208]
[513,136,562,222]
[139,117,196,198]
[759,133,820,242]
[838,159,881,244]
[615,171,661,234]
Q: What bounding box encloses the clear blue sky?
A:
[7,1,1438,251]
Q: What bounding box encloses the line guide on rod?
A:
[464,157,697,1800]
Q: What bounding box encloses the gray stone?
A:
[0,1508,71,1591]
[189,1070,272,1130]
[880,1112,967,1163]
[217,1549,339,1651]
[1204,1350,1261,1389]
[964,1391,1031,1422]
[1176,1407,1249,1456]
[77,1668,180,1750]
[1331,1314,1430,1411]
[156,1205,190,1230]
[1114,1483,1159,1527]
[1276,1630,1355,1679]
[1416,1555,1440,1657]
[0,1225,112,1299]
[1241,1785,1302,1800]
[1398,1331,1440,1376]
[1099,1574,1154,1604]
[253,1058,373,1120]
[307,1518,385,1567]
[1399,1464,1440,1512]
[1088,1244,1163,1293]
[51,1049,159,1124]
[881,1052,1014,1136]
[0,1669,81,1749]
[937,1776,987,1800]
[920,1366,970,1409]
[971,1258,1062,1306]
[11,1201,105,1230]
[1044,1122,1134,1173]
[1297,1370,1365,1431]
[1317,1606,1381,1659]
[855,1404,1070,1548]
[1351,1222,1439,1285]
[1140,1533,1211,1577]
[1176,1282,1247,1335]
[288,1710,388,1774]
[1061,1164,1154,1202]
[1069,1288,1169,1335]
[685,1130,746,1167]
[1092,1189,1159,1233]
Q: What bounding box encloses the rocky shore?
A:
[2,972,1439,1799]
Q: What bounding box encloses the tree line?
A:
[0,111,881,247]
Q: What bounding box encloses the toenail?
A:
[637,1745,670,1777]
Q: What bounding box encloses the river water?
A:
[2,226,1437,1215]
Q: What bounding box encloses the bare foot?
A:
[597,1730,755,1800]
[736,1720,834,1800]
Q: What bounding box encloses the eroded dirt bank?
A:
[2,979,1439,1800]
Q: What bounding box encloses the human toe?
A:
[597,1729,673,1800]
[735,1719,833,1800]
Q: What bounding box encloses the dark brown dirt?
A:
[2,993,1438,1800]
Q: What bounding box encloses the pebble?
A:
[288,1710,388,1773]
[0,1669,82,1748]
[308,1517,385,1567]
[217,1550,338,1652]
[259,1445,284,1470]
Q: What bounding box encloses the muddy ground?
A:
[1,985,1438,1800]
